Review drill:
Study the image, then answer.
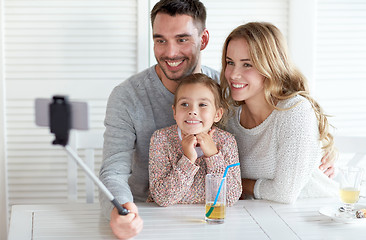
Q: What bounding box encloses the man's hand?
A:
[110,202,143,240]
[319,151,336,178]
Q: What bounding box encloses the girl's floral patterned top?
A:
[148,124,242,207]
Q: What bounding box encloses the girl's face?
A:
[173,83,223,135]
[224,38,266,104]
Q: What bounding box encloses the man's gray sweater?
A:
[99,65,219,218]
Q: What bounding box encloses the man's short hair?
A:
[151,0,207,33]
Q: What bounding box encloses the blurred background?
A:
[1,0,366,239]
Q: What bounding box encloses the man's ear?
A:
[214,107,224,123]
[200,29,209,51]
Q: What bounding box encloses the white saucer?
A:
[319,204,366,224]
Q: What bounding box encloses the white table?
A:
[8,198,366,240]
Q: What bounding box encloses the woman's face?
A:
[224,38,266,103]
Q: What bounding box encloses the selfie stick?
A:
[63,145,129,215]
[49,96,129,216]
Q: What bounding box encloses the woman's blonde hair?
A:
[220,22,334,156]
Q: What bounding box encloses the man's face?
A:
[152,13,203,82]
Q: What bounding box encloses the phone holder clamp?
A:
[50,95,71,146]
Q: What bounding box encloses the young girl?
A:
[221,22,338,203]
[148,73,242,207]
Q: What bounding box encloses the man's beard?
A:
[156,57,198,82]
[163,68,195,82]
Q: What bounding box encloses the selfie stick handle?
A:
[64,145,129,215]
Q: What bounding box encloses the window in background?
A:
[315,0,366,137]
[202,0,288,71]
[5,0,139,208]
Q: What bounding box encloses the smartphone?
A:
[35,97,89,130]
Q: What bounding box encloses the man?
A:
[99,0,335,239]
[99,1,217,239]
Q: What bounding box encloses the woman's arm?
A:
[253,100,321,203]
[241,178,255,198]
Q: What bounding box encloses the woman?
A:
[220,22,337,203]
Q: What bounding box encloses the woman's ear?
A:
[200,29,209,51]
[214,108,224,123]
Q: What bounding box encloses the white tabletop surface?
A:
[8,198,366,240]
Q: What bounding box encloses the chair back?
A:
[68,130,104,203]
